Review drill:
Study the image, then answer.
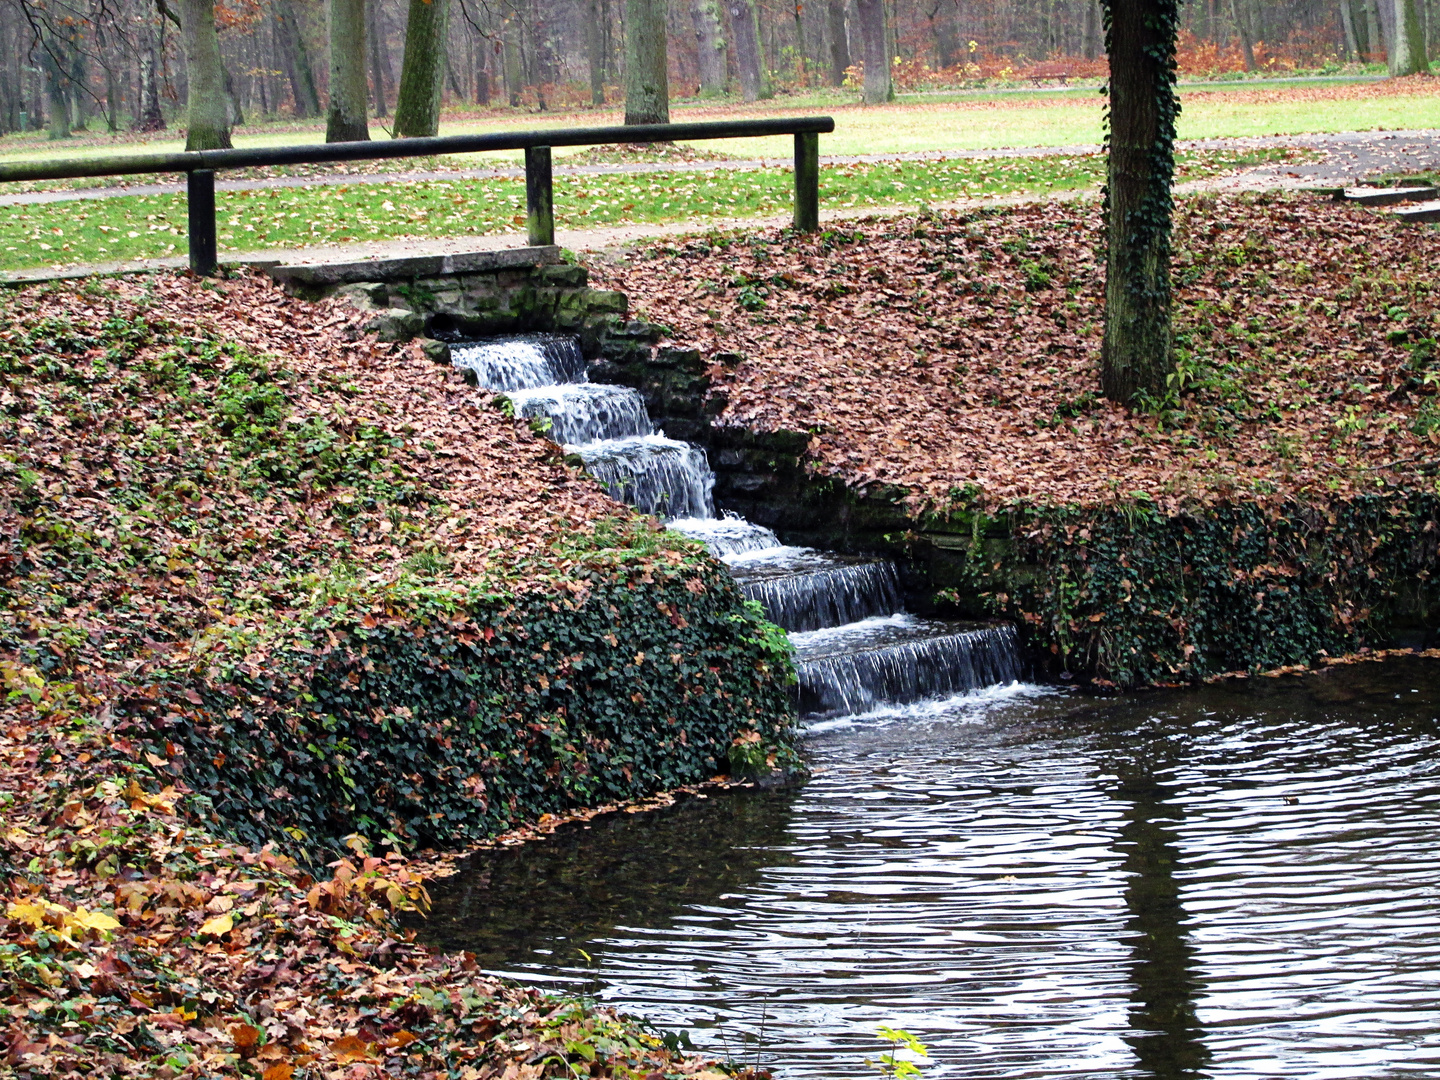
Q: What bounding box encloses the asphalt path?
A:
[1,128,1437,208]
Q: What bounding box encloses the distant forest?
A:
[0,0,1429,136]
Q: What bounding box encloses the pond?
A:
[415,658,1440,1079]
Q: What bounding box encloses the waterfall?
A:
[668,516,782,558]
[728,552,904,633]
[453,335,713,523]
[454,333,1024,723]
[574,436,715,521]
[451,334,586,391]
[508,384,653,445]
[791,617,1023,719]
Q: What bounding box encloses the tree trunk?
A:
[1365,0,1386,59]
[728,0,768,99]
[827,0,849,83]
[502,19,522,106]
[1390,0,1431,71]
[855,0,892,102]
[276,0,322,117]
[139,25,166,131]
[624,0,669,124]
[368,0,390,117]
[1083,0,1102,57]
[1099,0,1180,404]
[587,0,608,103]
[327,0,370,140]
[41,46,70,140]
[692,0,728,95]
[178,0,232,149]
[1228,0,1256,69]
[393,0,449,137]
[792,0,809,83]
[1340,0,1361,58]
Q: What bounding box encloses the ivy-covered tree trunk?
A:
[692,0,728,97]
[1099,0,1180,403]
[178,0,232,150]
[728,0,769,101]
[1389,0,1430,73]
[327,0,371,141]
[393,0,449,138]
[624,0,670,124]
[855,0,893,103]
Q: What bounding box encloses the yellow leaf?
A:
[5,900,50,928]
[69,907,121,933]
[198,912,234,937]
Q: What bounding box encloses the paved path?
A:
[3,128,1436,285]
[3,128,1437,208]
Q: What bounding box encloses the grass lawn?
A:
[0,76,1431,173]
[0,148,1289,271]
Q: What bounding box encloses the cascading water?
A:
[454,334,1023,722]
[454,336,714,519]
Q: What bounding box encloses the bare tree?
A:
[177,0,232,148]
[327,0,370,139]
[624,0,668,123]
[856,0,892,101]
[728,0,768,99]
[394,0,449,136]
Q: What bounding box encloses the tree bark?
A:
[1365,0,1386,60]
[792,0,809,83]
[275,0,322,118]
[826,0,850,83]
[1228,0,1256,70]
[178,0,232,149]
[855,0,892,102]
[41,45,70,140]
[1340,0,1361,58]
[728,0,768,100]
[587,0,608,103]
[624,0,669,124]
[1390,0,1431,71]
[1099,0,1180,403]
[368,0,389,117]
[393,0,449,137]
[692,0,728,95]
[139,23,166,131]
[327,0,370,140]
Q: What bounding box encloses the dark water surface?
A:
[415,660,1440,1079]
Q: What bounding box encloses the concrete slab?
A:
[1342,185,1439,206]
[1395,199,1440,223]
[264,245,561,287]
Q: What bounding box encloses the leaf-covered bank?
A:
[596,194,1440,686]
[0,271,794,1076]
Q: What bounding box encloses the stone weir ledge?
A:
[267,246,1440,690]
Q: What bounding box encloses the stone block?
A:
[364,308,424,342]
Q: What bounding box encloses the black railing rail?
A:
[0,117,836,275]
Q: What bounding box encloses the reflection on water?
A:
[415,660,1440,1079]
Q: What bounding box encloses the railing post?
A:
[187,169,218,276]
[525,146,554,247]
[794,131,820,233]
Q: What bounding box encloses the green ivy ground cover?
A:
[0,270,796,861]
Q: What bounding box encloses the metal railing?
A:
[0,117,835,276]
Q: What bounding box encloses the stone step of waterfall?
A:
[450,333,586,391]
[792,615,1022,719]
[1395,199,1440,224]
[573,435,716,521]
[727,550,904,633]
[1343,186,1439,207]
[668,516,782,558]
[506,383,653,445]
